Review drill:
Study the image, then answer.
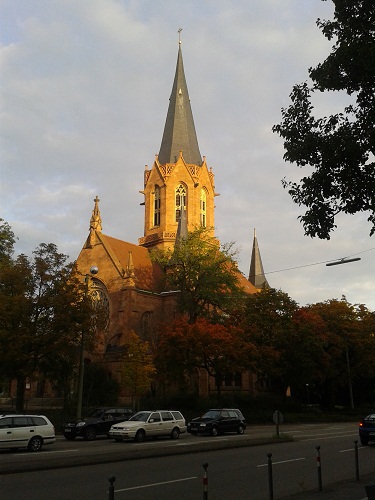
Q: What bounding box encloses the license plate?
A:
[64,429,71,432]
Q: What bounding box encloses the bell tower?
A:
[139,39,218,250]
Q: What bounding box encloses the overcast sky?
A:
[1,0,374,311]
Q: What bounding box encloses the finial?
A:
[178,28,182,44]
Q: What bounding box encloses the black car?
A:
[187,408,246,436]
[63,407,134,440]
[359,413,375,445]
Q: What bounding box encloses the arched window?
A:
[153,185,161,226]
[175,184,187,222]
[200,189,207,227]
[90,280,110,331]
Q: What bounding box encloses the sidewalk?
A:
[282,472,375,500]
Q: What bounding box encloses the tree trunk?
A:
[16,375,26,412]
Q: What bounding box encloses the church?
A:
[74,40,269,401]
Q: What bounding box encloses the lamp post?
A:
[76,266,99,420]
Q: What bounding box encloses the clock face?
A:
[90,285,110,331]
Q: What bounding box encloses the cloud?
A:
[1,0,374,311]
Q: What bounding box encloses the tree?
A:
[273,1,375,239]
[151,227,245,323]
[0,234,94,411]
[155,317,257,399]
[121,331,156,410]
[0,219,16,261]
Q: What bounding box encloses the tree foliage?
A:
[273,0,375,239]
[121,331,156,410]
[151,227,245,323]
[0,227,95,411]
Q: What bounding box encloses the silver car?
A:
[109,410,186,442]
[0,414,56,451]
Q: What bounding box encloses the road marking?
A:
[18,449,79,456]
[257,457,306,467]
[114,476,197,492]
[339,447,366,453]
[301,432,358,442]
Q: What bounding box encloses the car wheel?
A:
[360,436,369,446]
[28,436,43,452]
[135,429,145,442]
[64,434,76,441]
[83,426,97,441]
[237,425,245,435]
[170,427,180,439]
[210,426,218,437]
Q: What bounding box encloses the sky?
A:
[1,0,374,311]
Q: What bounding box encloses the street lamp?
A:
[76,266,99,420]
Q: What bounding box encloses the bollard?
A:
[108,475,116,500]
[316,446,322,491]
[202,462,209,500]
[354,440,359,481]
[267,453,274,500]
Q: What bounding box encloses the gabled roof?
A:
[248,229,269,289]
[158,43,202,166]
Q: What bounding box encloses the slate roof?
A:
[158,43,202,165]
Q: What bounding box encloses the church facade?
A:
[73,41,270,402]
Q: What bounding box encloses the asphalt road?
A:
[0,422,374,499]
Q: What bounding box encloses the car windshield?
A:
[84,409,105,419]
[129,412,151,422]
[202,410,220,419]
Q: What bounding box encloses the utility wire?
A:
[258,246,375,277]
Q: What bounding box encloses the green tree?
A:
[0,233,94,411]
[121,331,156,410]
[151,227,245,323]
[0,219,16,261]
[273,0,375,239]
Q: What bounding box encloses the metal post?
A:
[354,440,359,481]
[76,274,89,420]
[316,445,322,491]
[108,476,116,500]
[267,453,273,500]
[202,462,208,500]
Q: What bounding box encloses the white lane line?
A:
[17,449,79,456]
[301,433,358,441]
[114,476,198,492]
[339,447,366,453]
[257,457,306,467]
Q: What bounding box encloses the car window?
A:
[221,411,229,418]
[32,417,48,426]
[130,412,151,422]
[105,410,116,419]
[160,411,173,421]
[228,411,237,418]
[85,409,105,418]
[171,411,183,421]
[203,410,220,419]
[0,417,12,429]
[13,417,33,427]
[150,412,161,422]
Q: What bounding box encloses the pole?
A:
[76,273,89,420]
[316,446,322,491]
[202,462,208,500]
[267,453,273,500]
[354,440,359,481]
[108,476,116,500]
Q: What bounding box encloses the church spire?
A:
[158,36,202,165]
[90,195,102,232]
[248,229,269,289]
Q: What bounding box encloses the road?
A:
[0,422,373,499]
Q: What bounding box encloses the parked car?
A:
[0,414,55,451]
[187,408,246,436]
[359,413,375,445]
[109,410,187,442]
[63,407,134,440]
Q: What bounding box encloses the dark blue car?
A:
[359,413,375,446]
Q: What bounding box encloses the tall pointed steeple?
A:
[158,39,202,165]
[248,229,269,289]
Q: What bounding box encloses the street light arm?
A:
[326,257,361,267]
